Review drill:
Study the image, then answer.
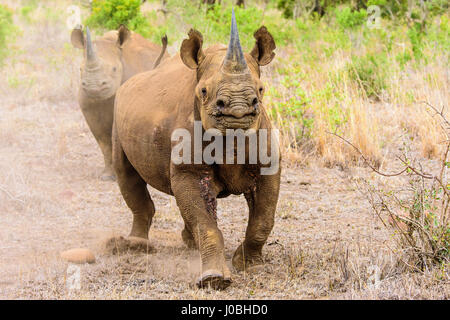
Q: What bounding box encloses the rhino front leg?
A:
[171,172,231,290]
[232,172,280,271]
[79,98,116,181]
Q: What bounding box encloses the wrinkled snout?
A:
[215,95,259,119]
[81,79,110,94]
[80,71,115,99]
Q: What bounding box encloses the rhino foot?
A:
[104,236,156,255]
[196,269,232,290]
[232,244,264,272]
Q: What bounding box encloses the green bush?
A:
[20,0,38,23]
[201,5,263,48]
[347,52,389,98]
[427,14,449,55]
[85,0,151,37]
[407,24,426,62]
[335,7,367,29]
[395,51,412,69]
[277,0,296,19]
[426,0,449,16]
[0,4,17,65]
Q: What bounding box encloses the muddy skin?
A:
[113,12,280,290]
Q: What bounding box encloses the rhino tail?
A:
[153,34,168,69]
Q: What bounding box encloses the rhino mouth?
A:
[83,86,114,100]
[214,114,257,130]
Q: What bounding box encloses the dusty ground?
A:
[0,96,447,299]
[0,1,448,300]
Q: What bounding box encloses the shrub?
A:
[333,103,449,271]
[0,4,17,65]
[277,0,296,19]
[85,0,151,37]
[20,0,38,23]
[426,0,449,16]
[407,24,426,62]
[335,7,367,29]
[347,52,389,98]
[202,5,263,48]
[395,51,412,69]
[364,116,449,271]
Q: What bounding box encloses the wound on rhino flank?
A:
[111,9,280,290]
[200,176,218,220]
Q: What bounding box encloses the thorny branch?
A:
[328,101,449,271]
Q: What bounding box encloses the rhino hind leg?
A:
[112,136,155,240]
[104,236,156,255]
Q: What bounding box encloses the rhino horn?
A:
[85,27,99,68]
[222,9,248,74]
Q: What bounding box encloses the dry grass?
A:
[0,0,448,299]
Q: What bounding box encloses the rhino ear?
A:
[180,29,205,69]
[71,28,85,49]
[117,24,131,47]
[250,26,276,66]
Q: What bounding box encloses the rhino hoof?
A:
[232,245,264,272]
[104,236,156,255]
[196,270,232,290]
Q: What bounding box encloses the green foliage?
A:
[200,5,263,48]
[401,176,449,269]
[277,0,296,19]
[347,52,389,98]
[335,7,367,29]
[395,51,412,69]
[85,0,151,37]
[277,74,314,141]
[407,24,426,62]
[425,0,449,16]
[20,0,38,23]
[367,0,387,5]
[0,4,17,65]
[427,14,450,55]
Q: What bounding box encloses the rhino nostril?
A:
[101,81,107,86]
[216,99,225,110]
[252,97,259,112]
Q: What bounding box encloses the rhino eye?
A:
[201,88,207,97]
[112,67,117,72]
[259,87,263,94]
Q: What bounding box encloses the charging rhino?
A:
[112,11,280,289]
[71,25,168,180]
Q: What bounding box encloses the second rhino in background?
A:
[71,25,168,180]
